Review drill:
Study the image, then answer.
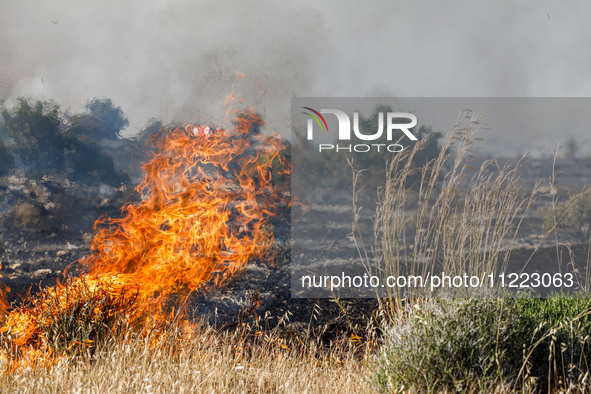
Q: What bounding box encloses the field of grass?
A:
[0,317,370,393]
[2,110,591,393]
[3,296,591,393]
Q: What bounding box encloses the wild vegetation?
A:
[0,296,370,393]
[1,98,129,186]
[371,296,591,392]
[2,100,591,392]
[362,111,591,392]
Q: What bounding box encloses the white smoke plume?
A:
[1,0,590,149]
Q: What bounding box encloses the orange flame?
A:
[0,109,289,368]
[83,109,287,299]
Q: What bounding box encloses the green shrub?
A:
[1,97,128,186]
[371,297,528,392]
[517,297,591,388]
[371,296,591,392]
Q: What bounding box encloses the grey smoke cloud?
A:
[0,0,325,135]
[1,0,591,150]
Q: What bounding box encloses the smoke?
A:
[0,0,325,136]
[2,0,591,148]
[321,1,591,96]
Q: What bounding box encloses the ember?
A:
[0,109,289,369]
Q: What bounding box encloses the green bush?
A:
[371,296,591,392]
[1,97,128,186]
[66,98,129,142]
[518,297,591,387]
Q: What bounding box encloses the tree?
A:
[1,97,128,186]
[0,117,14,175]
[66,98,129,142]
[2,98,65,175]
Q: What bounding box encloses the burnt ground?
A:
[0,233,380,344]
[0,174,380,344]
[0,174,125,301]
[2,172,591,346]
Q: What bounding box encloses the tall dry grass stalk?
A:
[541,144,591,291]
[354,110,542,311]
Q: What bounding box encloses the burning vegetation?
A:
[0,109,290,369]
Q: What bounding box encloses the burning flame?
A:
[83,109,287,299]
[0,110,289,369]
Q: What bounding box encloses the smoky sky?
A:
[2,0,591,151]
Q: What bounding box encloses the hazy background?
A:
[1,0,590,153]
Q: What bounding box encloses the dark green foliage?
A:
[63,134,128,186]
[2,99,65,175]
[519,296,591,328]
[1,97,128,186]
[67,98,129,141]
[371,296,591,392]
[517,296,591,387]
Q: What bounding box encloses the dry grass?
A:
[0,317,372,393]
[353,110,542,309]
[356,111,591,392]
[9,109,591,392]
[0,277,374,392]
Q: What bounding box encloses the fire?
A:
[0,109,289,369]
[83,109,287,299]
